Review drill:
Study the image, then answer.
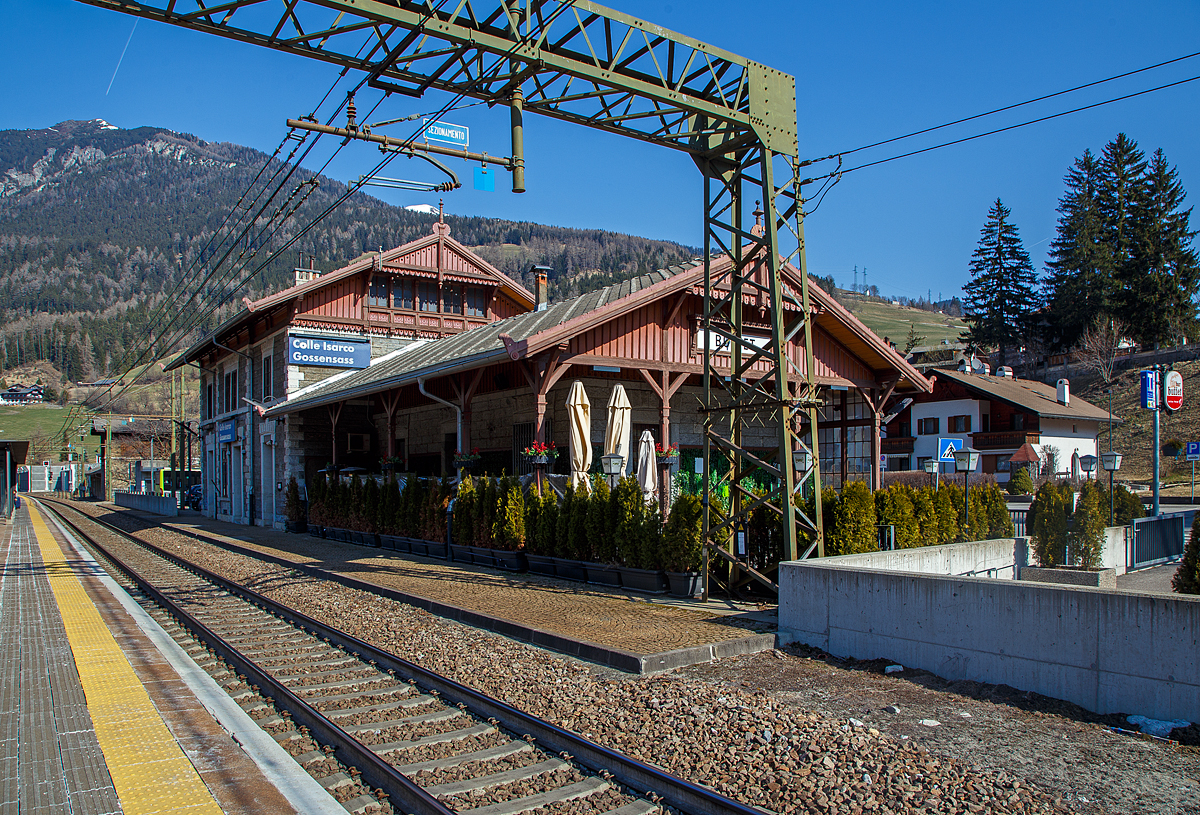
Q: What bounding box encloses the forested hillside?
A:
[0,119,696,381]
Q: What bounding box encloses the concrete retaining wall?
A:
[820,538,1027,579]
[114,491,178,517]
[779,561,1199,722]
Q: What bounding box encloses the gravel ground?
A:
[72,503,1200,815]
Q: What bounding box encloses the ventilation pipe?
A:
[418,377,462,471]
[1057,379,1070,406]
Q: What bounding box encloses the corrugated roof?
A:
[932,369,1116,422]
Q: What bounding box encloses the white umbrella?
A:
[636,430,658,505]
[567,381,592,493]
[1071,449,1080,481]
[603,384,632,477]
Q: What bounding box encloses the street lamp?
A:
[923,458,939,491]
[953,447,980,539]
[1100,452,1123,527]
[1080,454,1098,480]
[792,447,812,497]
[601,452,624,489]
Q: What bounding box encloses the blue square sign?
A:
[474,166,495,191]
[937,437,963,463]
[1187,441,1200,461]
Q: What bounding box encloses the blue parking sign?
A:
[937,437,963,463]
[1187,442,1200,461]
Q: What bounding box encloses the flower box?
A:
[552,558,587,582]
[525,554,557,577]
[585,563,622,587]
[666,571,702,598]
[619,566,667,594]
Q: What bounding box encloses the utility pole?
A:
[104,416,112,502]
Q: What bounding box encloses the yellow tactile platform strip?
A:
[28,503,224,815]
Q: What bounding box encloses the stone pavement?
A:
[105,506,779,673]
[1116,562,1182,595]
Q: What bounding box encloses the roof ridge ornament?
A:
[432,197,451,237]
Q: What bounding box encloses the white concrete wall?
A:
[779,561,1199,722]
[114,491,179,517]
[909,398,978,467]
[1036,418,1099,476]
[816,538,1028,579]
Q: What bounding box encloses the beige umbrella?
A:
[567,381,592,493]
[635,430,658,505]
[603,384,632,477]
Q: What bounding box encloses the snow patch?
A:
[405,203,439,215]
[1126,715,1190,739]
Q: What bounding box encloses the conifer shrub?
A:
[588,478,615,563]
[1071,480,1106,569]
[935,483,962,543]
[535,486,558,556]
[475,477,499,547]
[1007,466,1035,495]
[346,476,365,531]
[612,476,647,567]
[454,476,476,547]
[285,476,305,526]
[522,482,542,554]
[568,483,589,559]
[983,482,1016,539]
[1172,513,1200,594]
[1029,480,1071,567]
[911,486,939,544]
[400,476,423,537]
[361,477,380,533]
[380,478,401,534]
[641,497,664,569]
[662,493,703,572]
[491,475,526,550]
[307,476,327,527]
[819,486,840,553]
[876,484,919,548]
[556,486,575,559]
[829,480,877,555]
[1107,483,1145,525]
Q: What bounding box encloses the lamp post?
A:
[1100,452,1122,527]
[792,447,811,499]
[600,453,624,489]
[1080,454,1097,481]
[952,446,980,539]
[923,457,939,491]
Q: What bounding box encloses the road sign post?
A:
[1142,368,1162,515]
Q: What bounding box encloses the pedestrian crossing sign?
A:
[938,437,963,463]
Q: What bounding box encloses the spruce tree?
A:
[961,199,1040,366]
[1044,149,1113,350]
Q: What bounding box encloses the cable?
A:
[803,48,1200,166]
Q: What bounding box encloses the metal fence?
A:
[1009,509,1028,538]
[1131,511,1192,570]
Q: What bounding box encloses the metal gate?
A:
[1130,512,1192,569]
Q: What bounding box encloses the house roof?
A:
[264,255,932,418]
[930,369,1116,423]
[1009,442,1041,463]
[166,222,535,371]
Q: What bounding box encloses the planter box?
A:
[1019,565,1117,589]
[309,526,326,540]
[378,534,404,551]
[526,554,557,577]
[326,527,352,543]
[470,547,497,569]
[491,549,527,572]
[410,539,431,557]
[552,558,587,582]
[619,566,667,594]
[285,520,308,533]
[666,571,702,598]
[350,530,379,547]
[450,544,474,564]
[585,563,622,587]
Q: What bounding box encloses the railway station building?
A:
[257,247,932,526]
[167,217,535,526]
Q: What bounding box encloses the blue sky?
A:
[3,1,1200,304]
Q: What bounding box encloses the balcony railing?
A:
[881,437,915,454]
[970,431,1040,449]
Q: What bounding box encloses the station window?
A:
[466,287,489,317]
[393,279,414,310]
[949,415,971,433]
[368,275,390,307]
[917,417,939,435]
[443,285,462,314]
[418,280,439,312]
[261,354,273,401]
[223,369,238,414]
[1012,413,1026,430]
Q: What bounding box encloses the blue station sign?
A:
[1140,369,1159,410]
[217,420,236,444]
[287,334,371,369]
[423,120,469,147]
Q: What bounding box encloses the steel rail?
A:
[38,499,455,815]
[41,499,771,815]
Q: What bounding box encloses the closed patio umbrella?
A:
[636,430,657,505]
[567,381,592,493]
[1071,449,1080,481]
[603,384,632,477]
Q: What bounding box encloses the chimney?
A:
[1057,379,1070,406]
[531,265,551,311]
[294,261,321,287]
[997,366,1014,379]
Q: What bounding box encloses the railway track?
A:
[38,499,769,815]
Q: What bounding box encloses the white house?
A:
[882,368,1114,482]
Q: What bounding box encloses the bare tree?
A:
[1078,317,1127,384]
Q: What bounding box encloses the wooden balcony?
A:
[970,431,1040,450]
[881,437,914,454]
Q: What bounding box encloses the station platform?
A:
[99,504,779,674]
[1,503,335,815]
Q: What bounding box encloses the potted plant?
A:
[453,447,482,471]
[451,476,477,563]
[381,455,404,473]
[284,476,307,533]
[662,493,703,597]
[522,440,559,466]
[612,476,666,593]
[655,442,680,466]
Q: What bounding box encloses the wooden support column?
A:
[639,367,689,518]
[448,369,485,452]
[380,390,403,459]
[517,347,573,491]
[856,377,899,492]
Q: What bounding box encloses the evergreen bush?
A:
[829,480,877,555]
[556,486,575,559]
[1030,480,1071,567]
[454,476,476,547]
[308,476,327,527]
[284,476,304,525]
[1007,466,1035,495]
[910,486,940,545]
[662,493,703,572]
[588,478,615,563]
[362,478,380,533]
[612,476,646,567]
[1171,513,1200,594]
[1108,483,1145,525]
[380,478,401,534]
[535,487,558,556]
[936,483,962,543]
[522,482,542,554]
[1070,480,1105,569]
[876,484,919,548]
[819,486,840,553]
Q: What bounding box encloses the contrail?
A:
[106,19,138,96]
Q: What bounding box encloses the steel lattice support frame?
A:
[73,0,825,576]
[697,146,823,600]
